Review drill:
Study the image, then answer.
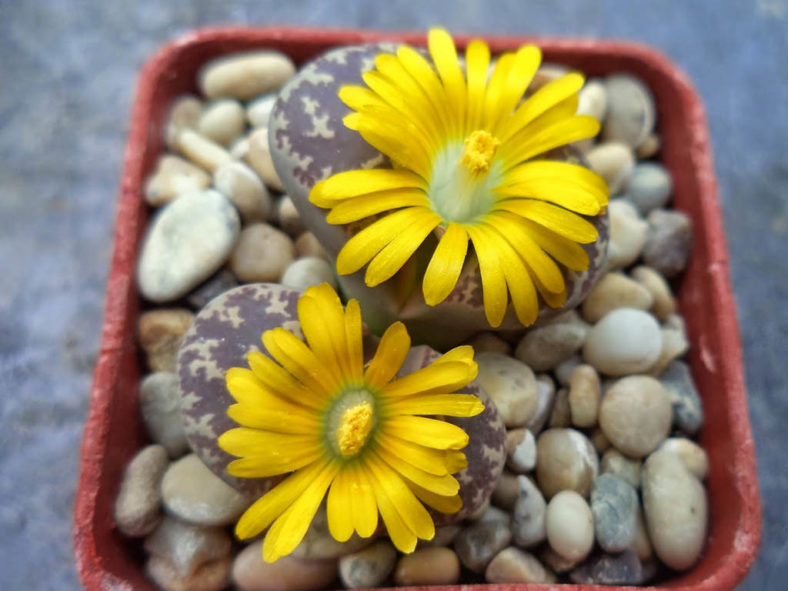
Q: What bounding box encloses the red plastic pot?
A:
[74,27,760,591]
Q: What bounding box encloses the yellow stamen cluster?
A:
[460,130,500,175]
[336,401,374,456]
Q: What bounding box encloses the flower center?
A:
[460,130,500,175]
[336,401,374,456]
[324,388,378,459]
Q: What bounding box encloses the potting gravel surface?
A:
[0,1,786,590]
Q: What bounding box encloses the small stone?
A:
[642,451,708,571]
[475,353,539,427]
[138,309,195,372]
[600,448,642,489]
[145,155,211,207]
[229,222,296,282]
[547,387,571,428]
[247,94,277,128]
[161,454,251,526]
[230,136,250,160]
[583,308,662,376]
[114,444,168,537]
[530,63,569,90]
[569,548,645,585]
[633,502,654,560]
[512,475,547,548]
[485,547,556,584]
[338,540,397,589]
[554,355,583,386]
[147,554,231,591]
[276,195,306,236]
[526,374,555,434]
[474,505,512,527]
[419,524,462,548]
[602,74,656,149]
[581,273,654,323]
[506,428,537,473]
[651,327,689,375]
[165,95,203,149]
[280,257,337,292]
[587,142,635,194]
[139,372,189,457]
[200,51,296,101]
[658,360,704,434]
[232,540,337,591]
[491,470,520,510]
[174,129,232,172]
[213,161,272,224]
[394,547,460,586]
[144,516,231,577]
[198,99,246,146]
[590,474,638,552]
[536,428,598,499]
[246,128,285,191]
[292,505,372,560]
[295,232,329,261]
[540,545,581,573]
[590,428,611,454]
[514,314,588,371]
[599,376,672,458]
[545,490,594,562]
[454,519,512,572]
[467,332,512,356]
[631,265,676,321]
[625,162,673,215]
[186,268,239,310]
[137,190,240,303]
[636,133,661,159]
[568,364,601,428]
[577,79,607,122]
[643,209,693,278]
[658,437,709,480]
[605,199,648,269]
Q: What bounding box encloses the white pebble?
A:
[280,257,337,292]
[545,491,594,562]
[583,308,662,376]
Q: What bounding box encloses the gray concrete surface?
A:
[0,1,785,589]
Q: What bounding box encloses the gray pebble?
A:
[114,444,168,537]
[454,519,512,573]
[643,209,693,277]
[569,548,646,585]
[514,315,588,371]
[602,74,656,149]
[139,372,189,458]
[658,360,704,434]
[590,474,638,552]
[339,540,397,589]
[186,268,239,310]
[554,355,583,387]
[280,256,337,292]
[600,448,642,489]
[512,475,547,548]
[625,162,673,215]
[144,515,232,577]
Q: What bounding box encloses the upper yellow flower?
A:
[310,29,609,327]
[218,283,483,562]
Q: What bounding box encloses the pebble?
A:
[232,540,338,591]
[506,428,537,473]
[292,505,372,560]
[394,547,460,586]
[536,428,598,499]
[200,51,296,100]
[485,547,556,584]
[547,387,571,428]
[642,451,708,571]
[631,265,677,321]
[539,545,581,574]
[475,505,512,527]
[467,332,512,356]
[174,128,233,172]
[147,554,231,591]
[643,209,693,277]
[651,326,689,375]
[545,490,594,562]
[600,448,642,489]
[526,374,555,434]
[475,353,539,427]
[138,308,195,372]
[114,444,168,537]
[160,454,251,526]
[658,360,704,434]
[213,161,272,223]
[491,470,520,510]
[625,162,673,215]
[581,272,654,323]
[514,314,588,371]
[583,308,662,375]
[280,257,337,292]
[569,548,645,585]
[139,372,189,457]
[420,524,462,548]
[144,516,231,577]
[230,136,250,160]
[165,95,203,149]
[145,155,211,207]
[633,502,654,560]
[602,74,656,149]
[198,99,246,146]
[246,128,285,191]
[229,222,296,282]
[637,133,661,159]
[454,519,512,572]
[605,199,648,269]
[530,63,569,90]
[512,475,547,548]
[186,268,239,310]
[137,189,240,303]
[295,232,330,262]
[247,93,277,128]
[554,354,583,386]
[590,428,611,454]
[577,79,607,122]
[590,474,638,552]
[568,364,601,428]
[599,376,672,458]
[658,437,709,480]
[276,195,307,236]
[338,541,397,589]
[586,142,635,194]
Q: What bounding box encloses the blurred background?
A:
[0,1,785,589]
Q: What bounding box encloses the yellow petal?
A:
[464,39,490,131]
[385,415,470,450]
[436,344,476,364]
[325,188,429,224]
[521,218,590,271]
[344,299,364,381]
[483,52,515,130]
[422,222,469,306]
[382,360,476,399]
[494,199,598,243]
[228,365,319,417]
[225,367,266,405]
[376,446,460,497]
[364,464,417,553]
[248,347,330,406]
[364,321,411,390]
[428,28,466,135]
[386,393,484,418]
[227,403,319,434]
[218,428,318,459]
[395,45,453,137]
[348,464,379,537]
[298,284,353,378]
[467,225,508,327]
[378,434,454,475]
[310,168,426,206]
[355,114,432,178]
[406,480,463,515]
[326,468,354,542]
[499,115,600,168]
[491,44,541,133]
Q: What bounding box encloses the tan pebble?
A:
[590,428,611,453]
[246,128,284,191]
[545,490,594,562]
[200,51,296,101]
[145,155,211,207]
[198,99,246,146]
[650,327,689,375]
[601,448,642,489]
[583,308,662,376]
[232,540,338,591]
[213,161,271,223]
[175,128,232,172]
[631,265,676,321]
[587,142,635,194]
[548,387,571,428]
[658,437,709,480]
[485,547,556,584]
[147,554,231,591]
[506,428,537,473]
[476,353,539,427]
[418,524,462,548]
[606,200,648,269]
[394,547,460,586]
[636,133,661,159]
[491,470,520,510]
[568,364,601,428]
[295,232,330,261]
[467,332,511,356]
[138,308,194,372]
[536,428,598,499]
[230,223,296,282]
[633,502,654,560]
[276,195,306,236]
[165,95,203,149]
[581,272,654,323]
[113,445,168,537]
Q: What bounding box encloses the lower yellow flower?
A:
[218,283,483,562]
[310,29,609,328]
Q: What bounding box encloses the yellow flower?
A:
[310,29,609,327]
[218,283,483,562]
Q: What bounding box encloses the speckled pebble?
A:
[454,519,512,573]
[114,444,168,537]
[491,470,520,510]
[139,372,189,458]
[485,547,556,584]
[591,474,638,552]
[476,353,539,427]
[512,475,547,548]
[581,272,654,323]
[394,547,460,586]
[536,428,599,499]
[138,308,194,373]
[229,222,296,282]
[545,490,595,562]
[583,308,662,376]
[643,209,693,278]
[232,540,338,591]
[338,540,397,589]
[144,515,232,577]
